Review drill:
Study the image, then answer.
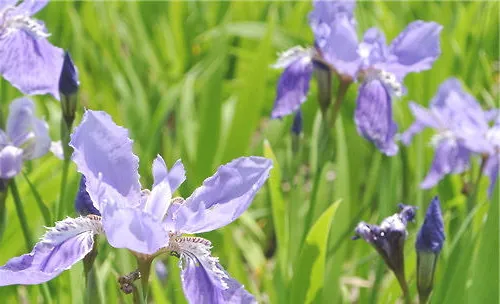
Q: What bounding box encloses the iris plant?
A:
[0,110,272,304]
[0,0,63,99]
[402,78,499,194]
[271,0,442,155]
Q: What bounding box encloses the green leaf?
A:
[290,201,341,304]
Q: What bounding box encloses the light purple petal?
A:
[175,156,272,234]
[0,217,96,286]
[358,27,388,68]
[152,155,186,192]
[6,97,50,159]
[70,110,141,212]
[16,0,49,15]
[271,55,313,119]
[0,0,18,11]
[383,21,442,79]
[354,79,398,156]
[401,102,440,145]
[100,202,170,255]
[0,145,23,178]
[0,28,64,99]
[421,139,470,189]
[180,252,256,304]
[318,14,360,78]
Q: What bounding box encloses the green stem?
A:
[10,179,33,251]
[84,238,99,304]
[328,79,351,129]
[467,155,488,212]
[137,257,152,303]
[395,271,411,304]
[57,116,73,220]
[0,180,10,242]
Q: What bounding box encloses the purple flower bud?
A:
[59,52,79,96]
[416,197,445,253]
[291,111,303,135]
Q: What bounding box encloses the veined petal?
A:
[354,79,398,156]
[0,145,23,178]
[6,97,50,159]
[0,216,101,286]
[177,238,256,304]
[175,156,272,234]
[70,110,141,212]
[421,139,470,189]
[271,54,313,119]
[384,21,442,78]
[152,155,186,192]
[0,29,64,99]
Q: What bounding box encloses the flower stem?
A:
[467,155,488,212]
[10,179,33,251]
[0,180,9,242]
[56,116,73,220]
[136,256,153,303]
[328,79,351,129]
[395,271,412,304]
[84,238,99,304]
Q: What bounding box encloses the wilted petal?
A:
[354,79,398,156]
[175,156,272,234]
[384,21,442,78]
[421,139,470,189]
[70,110,141,212]
[75,176,100,216]
[415,197,445,253]
[152,155,186,192]
[178,238,256,304]
[0,145,23,178]
[0,217,100,286]
[0,29,64,99]
[271,55,313,119]
[6,97,50,159]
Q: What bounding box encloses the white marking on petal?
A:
[42,216,103,246]
[430,130,456,148]
[0,7,50,39]
[272,46,313,69]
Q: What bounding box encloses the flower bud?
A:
[75,175,100,216]
[59,51,79,127]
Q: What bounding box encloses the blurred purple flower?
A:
[0,97,50,179]
[1,110,271,303]
[0,0,64,99]
[416,197,445,253]
[272,0,442,156]
[402,78,494,189]
[484,117,500,195]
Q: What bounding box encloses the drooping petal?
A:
[70,110,141,212]
[75,176,100,216]
[6,97,50,159]
[152,155,186,192]
[0,28,64,99]
[271,54,313,119]
[0,145,23,178]
[178,238,256,304]
[0,217,100,286]
[175,156,272,234]
[383,21,442,78]
[354,79,398,156]
[421,139,470,189]
[415,196,445,253]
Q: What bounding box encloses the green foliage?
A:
[0,1,498,303]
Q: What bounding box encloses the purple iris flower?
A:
[483,116,500,195]
[271,0,442,156]
[0,0,63,99]
[0,97,50,179]
[402,78,493,189]
[0,110,271,303]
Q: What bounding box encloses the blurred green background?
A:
[0,1,498,303]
